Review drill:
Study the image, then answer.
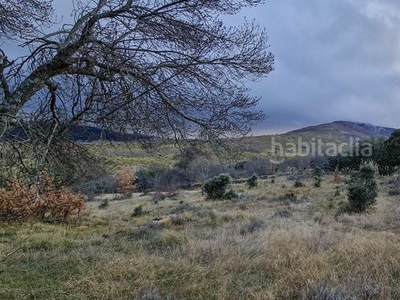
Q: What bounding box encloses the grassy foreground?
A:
[1,175,400,299]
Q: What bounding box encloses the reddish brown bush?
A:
[0,177,36,222]
[116,168,137,195]
[0,173,85,222]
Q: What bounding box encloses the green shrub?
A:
[224,189,238,200]
[246,175,258,189]
[314,176,322,188]
[294,180,305,188]
[98,199,109,209]
[131,205,146,217]
[347,161,378,212]
[203,174,231,200]
[136,169,155,193]
[313,167,322,188]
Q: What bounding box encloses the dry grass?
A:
[1,175,400,299]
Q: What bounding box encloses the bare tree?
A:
[0,0,53,39]
[0,0,274,183]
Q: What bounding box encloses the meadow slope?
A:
[1,175,400,299]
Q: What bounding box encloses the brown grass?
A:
[1,175,400,299]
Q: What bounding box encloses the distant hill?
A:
[238,121,397,159]
[4,125,149,143]
[70,126,150,142]
[283,121,396,140]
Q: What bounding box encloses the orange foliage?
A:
[116,168,137,194]
[0,173,85,222]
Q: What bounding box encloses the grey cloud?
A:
[241,0,400,133]
[4,0,400,133]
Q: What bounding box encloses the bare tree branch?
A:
[0,0,53,39]
[0,0,274,180]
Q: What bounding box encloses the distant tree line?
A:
[327,129,400,175]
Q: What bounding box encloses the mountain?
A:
[70,126,150,142]
[283,121,396,140]
[3,123,151,143]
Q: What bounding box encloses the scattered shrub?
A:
[278,192,297,203]
[136,169,155,193]
[246,175,258,189]
[73,174,117,200]
[347,161,378,213]
[116,168,136,195]
[98,199,109,209]
[203,174,232,200]
[131,205,146,217]
[224,189,238,200]
[294,180,305,188]
[313,167,322,188]
[152,192,166,203]
[389,188,400,196]
[0,173,85,222]
[156,185,179,198]
[334,173,343,183]
[314,177,322,188]
[389,174,400,196]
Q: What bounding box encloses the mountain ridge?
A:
[283,120,396,140]
[68,121,397,142]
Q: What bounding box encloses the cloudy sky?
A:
[5,0,400,135]
[48,0,400,134]
[234,0,400,134]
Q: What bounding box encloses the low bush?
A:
[347,161,378,212]
[131,205,146,217]
[0,173,85,222]
[136,169,155,193]
[294,180,305,188]
[224,189,238,200]
[152,192,167,203]
[203,174,232,200]
[246,175,258,189]
[98,199,109,209]
[389,174,400,196]
[313,167,322,188]
[116,168,137,195]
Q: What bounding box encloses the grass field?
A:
[85,130,351,171]
[1,175,400,299]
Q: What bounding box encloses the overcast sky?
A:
[6,0,400,134]
[240,0,400,134]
